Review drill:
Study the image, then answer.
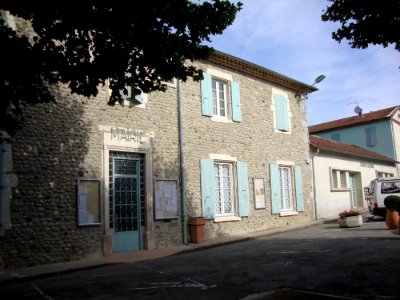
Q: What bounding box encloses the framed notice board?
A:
[77,179,101,226]
[253,177,266,209]
[154,178,179,220]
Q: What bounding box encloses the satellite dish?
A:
[354,106,362,116]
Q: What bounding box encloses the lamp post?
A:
[312,74,326,86]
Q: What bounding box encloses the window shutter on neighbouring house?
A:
[237,161,250,217]
[231,81,241,122]
[201,73,213,116]
[366,127,377,147]
[294,165,304,212]
[274,95,289,131]
[270,163,281,214]
[200,158,215,219]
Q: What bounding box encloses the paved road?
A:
[1,219,399,299]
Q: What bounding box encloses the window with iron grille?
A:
[214,162,235,216]
[279,166,294,211]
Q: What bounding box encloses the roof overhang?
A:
[206,50,318,95]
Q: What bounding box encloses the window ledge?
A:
[280,211,299,217]
[331,188,350,192]
[211,116,233,123]
[214,216,241,223]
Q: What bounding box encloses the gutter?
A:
[177,80,188,245]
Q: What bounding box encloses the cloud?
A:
[208,0,400,125]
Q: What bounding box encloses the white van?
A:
[364,177,400,217]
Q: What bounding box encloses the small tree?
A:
[0,1,243,133]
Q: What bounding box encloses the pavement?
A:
[1,215,377,284]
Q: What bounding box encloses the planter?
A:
[188,217,206,244]
[386,209,399,229]
[338,215,363,228]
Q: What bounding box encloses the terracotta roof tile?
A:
[309,134,395,163]
[309,106,399,133]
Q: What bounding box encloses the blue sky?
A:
[207,0,400,125]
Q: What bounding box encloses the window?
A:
[119,72,148,108]
[214,162,234,216]
[365,126,377,147]
[381,181,400,194]
[279,166,294,211]
[200,157,250,220]
[377,171,394,178]
[331,134,341,142]
[212,79,229,118]
[270,164,304,215]
[331,169,349,189]
[272,93,291,132]
[201,71,241,122]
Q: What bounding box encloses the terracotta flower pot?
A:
[385,209,399,229]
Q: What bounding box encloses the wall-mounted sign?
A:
[154,178,179,220]
[77,179,101,226]
[253,177,266,209]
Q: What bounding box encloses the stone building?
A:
[0,48,317,269]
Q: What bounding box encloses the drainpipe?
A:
[177,79,188,245]
[311,148,319,220]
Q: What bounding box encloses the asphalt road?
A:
[1,219,399,300]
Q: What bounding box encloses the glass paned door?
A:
[112,158,140,252]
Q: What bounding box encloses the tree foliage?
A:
[0,1,242,133]
[321,0,400,52]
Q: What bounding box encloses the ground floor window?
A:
[270,163,304,214]
[331,169,349,190]
[200,157,250,219]
[214,162,234,216]
[279,166,294,211]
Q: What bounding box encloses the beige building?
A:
[0,50,317,269]
[310,135,397,219]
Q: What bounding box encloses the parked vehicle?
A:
[364,177,400,217]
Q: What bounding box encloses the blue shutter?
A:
[237,161,250,217]
[274,95,289,131]
[200,158,215,219]
[135,93,143,103]
[231,81,241,122]
[366,127,377,147]
[201,73,213,116]
[294,165,304,212]
[270,163,281,214]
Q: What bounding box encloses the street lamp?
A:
[312,74,326,86]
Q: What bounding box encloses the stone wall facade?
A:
[0,53,315,269]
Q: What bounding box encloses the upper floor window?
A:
[365,126,377,147]
[212,79,228,118]
[201,70,241,122]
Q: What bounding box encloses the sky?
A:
[206,0,400,126]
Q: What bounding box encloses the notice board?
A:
[154,178,179,220]
[77,179,101,226]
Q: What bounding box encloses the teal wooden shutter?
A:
[294,165,304,212]
[231,81,241,122]
[237,161,250,217]
[274,95,289,131]
[201,73,213,116]
[270,163,281,214]
[366,127,377,146]
[135,93,143,103]
[200,158,215,219]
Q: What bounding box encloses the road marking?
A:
[31,283,54,300]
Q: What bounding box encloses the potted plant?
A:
[338,209,363,228]
[384,195,400,229]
